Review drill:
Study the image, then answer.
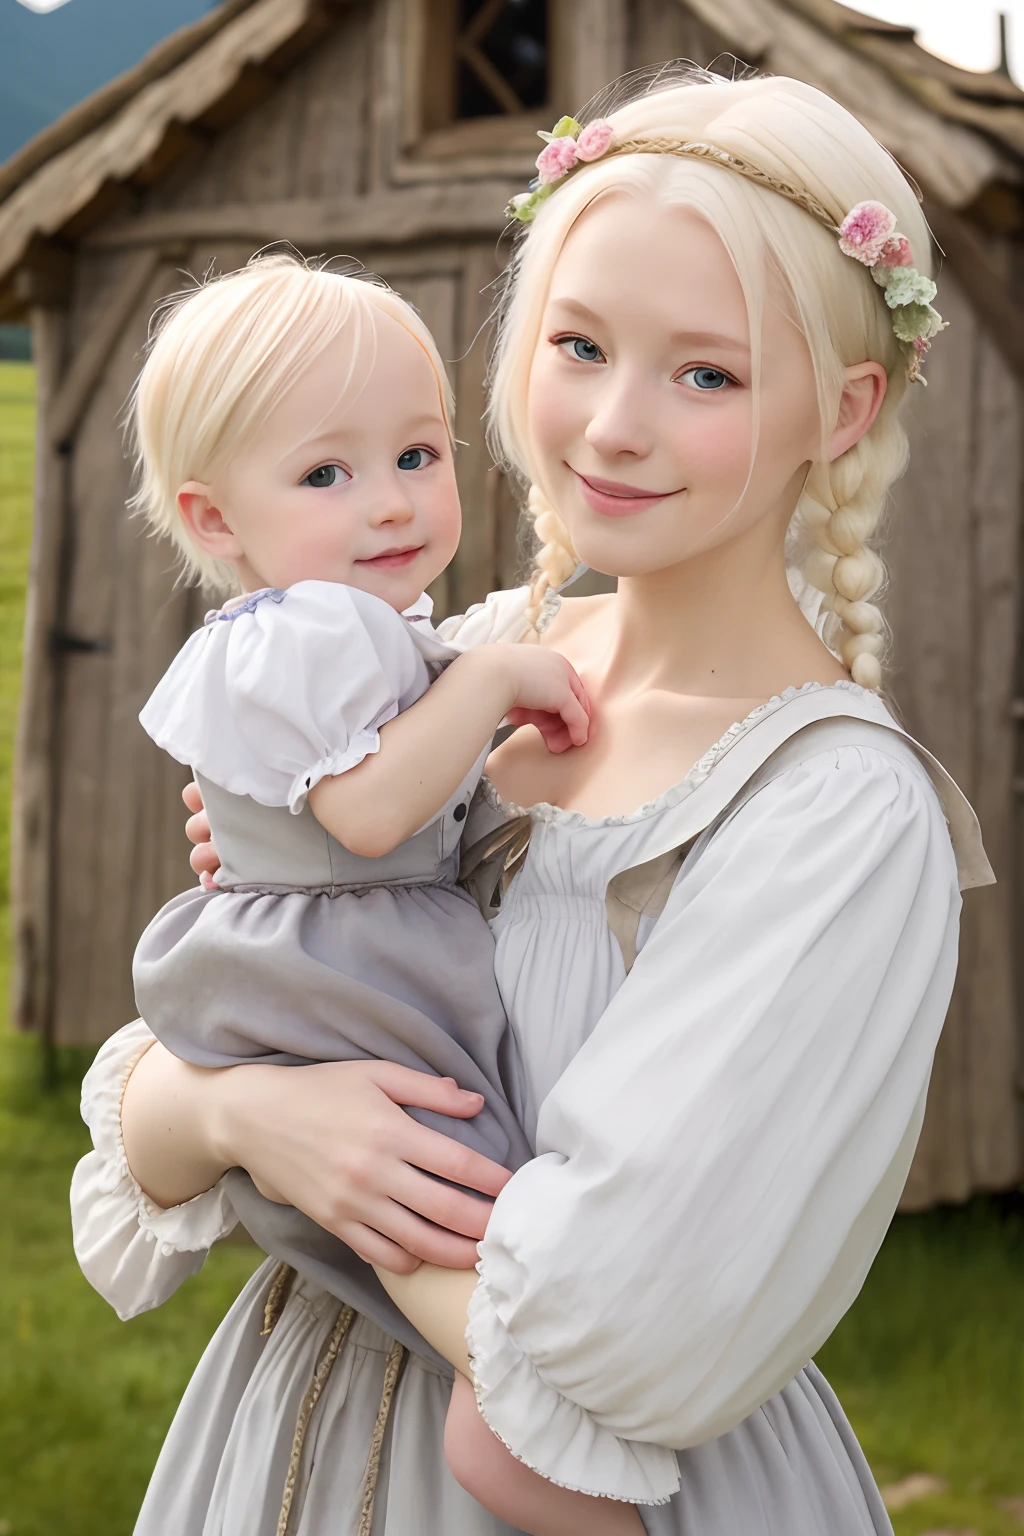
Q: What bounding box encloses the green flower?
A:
[882,267,938,310]
[537,115,581,144]
[891,301,944,343]
[506,184,555,223]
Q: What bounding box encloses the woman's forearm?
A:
[374,1262,478,1376]
[120,1040,234,1208]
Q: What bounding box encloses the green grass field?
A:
[0,358,1021,1534]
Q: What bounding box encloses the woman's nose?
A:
[584,376,657,460]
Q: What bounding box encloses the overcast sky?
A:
[853,0,1024,81]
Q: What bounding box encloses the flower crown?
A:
[507,116,945,384]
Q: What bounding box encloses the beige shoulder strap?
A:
[605,844,696,974]
[604,713,994,976]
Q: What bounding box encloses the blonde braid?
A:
[797,418,907,690]
[523,484,579,634]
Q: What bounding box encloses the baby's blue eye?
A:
[679,366,731,391]
[397,448,433,470]
[302,464,348,488]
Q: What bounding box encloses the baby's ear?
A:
[176,482,244,561]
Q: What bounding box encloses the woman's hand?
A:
[122,1041,510,1273]
[183,781,220,887]
[219,1059,509,1272]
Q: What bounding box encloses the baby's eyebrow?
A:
[293,413,447,454]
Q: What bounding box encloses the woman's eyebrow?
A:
[670,329,750,352]
[545,297,602,324]
[548,299,748,354]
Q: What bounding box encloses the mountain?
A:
[0,0,218,165]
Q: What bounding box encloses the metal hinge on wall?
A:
[48,629,111,655]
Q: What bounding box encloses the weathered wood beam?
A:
[49,246,184,451]
[12,240,74,309]
[83,186,519,253]
[9,307,68,1037]
[923,195,1024,383]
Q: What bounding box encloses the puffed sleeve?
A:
[436,585,534,647]
[140,582,434,812]
[466,744,962,1504]
[71,1021,238,1320]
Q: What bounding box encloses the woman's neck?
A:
[591,528,846,700]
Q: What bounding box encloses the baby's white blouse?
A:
[140,582,455,814]
[72,586,979,1510]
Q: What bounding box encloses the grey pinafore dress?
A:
[133,580,531,1360]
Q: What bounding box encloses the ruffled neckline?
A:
[480,679,874,830]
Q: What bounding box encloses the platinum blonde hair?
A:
[128,252,455,591]
[489,71,931,689]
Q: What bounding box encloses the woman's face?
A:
[526,196,824,579]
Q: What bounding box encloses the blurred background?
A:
[0,0,1022,1532]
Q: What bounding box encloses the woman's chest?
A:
[486,689,766,821]
[487,812,667,1142]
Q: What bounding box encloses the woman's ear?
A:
[828,362,887,462]
[177,482,243,562]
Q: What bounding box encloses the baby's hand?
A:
[494,645,590,753]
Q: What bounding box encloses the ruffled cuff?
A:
[465,1266,680,1506]
[286,729,381,814]
[81,1020,239,1253]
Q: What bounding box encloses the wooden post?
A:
[452,244,501,614]
[9,305,68,1041]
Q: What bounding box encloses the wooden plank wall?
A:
[887,268,1023,1205]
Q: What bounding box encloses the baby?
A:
[130,254,642,1536]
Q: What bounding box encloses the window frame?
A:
[401,0,573,168]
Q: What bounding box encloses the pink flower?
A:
[838,200,897,265]
[536,137,578,184]
[879,234,914,268]
[575,119,614,162]
[912,336,931,354]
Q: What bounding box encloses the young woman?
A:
[72,68,990,1536]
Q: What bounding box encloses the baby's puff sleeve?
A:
[466,744,962,1504]
[140,582,435,813]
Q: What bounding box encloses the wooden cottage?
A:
[2,0,1023,1208]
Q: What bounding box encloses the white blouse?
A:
[139,583,457,813]
[72,589,987,1506]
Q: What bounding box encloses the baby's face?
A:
[192,310,461,611]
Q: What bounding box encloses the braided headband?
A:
[507,117,945,384]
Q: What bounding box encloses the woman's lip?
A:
[572,469,679,518]
[356,545,424,569]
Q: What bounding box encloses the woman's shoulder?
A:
[708,692,991,892]
[613,685,990,895]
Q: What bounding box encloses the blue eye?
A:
[679,366,731,391]
[397,448,434,471]
[302,464,349,488]
[557,335,604,363]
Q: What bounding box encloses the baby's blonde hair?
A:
[128,252,455,590]
[489,70,930,688]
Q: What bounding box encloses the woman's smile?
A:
[571,467,680,517]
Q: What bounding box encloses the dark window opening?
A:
[456,0,549,120]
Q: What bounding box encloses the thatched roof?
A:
[2,0,1024,321]
[0,0,348,316]
[686,0,1024,208]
